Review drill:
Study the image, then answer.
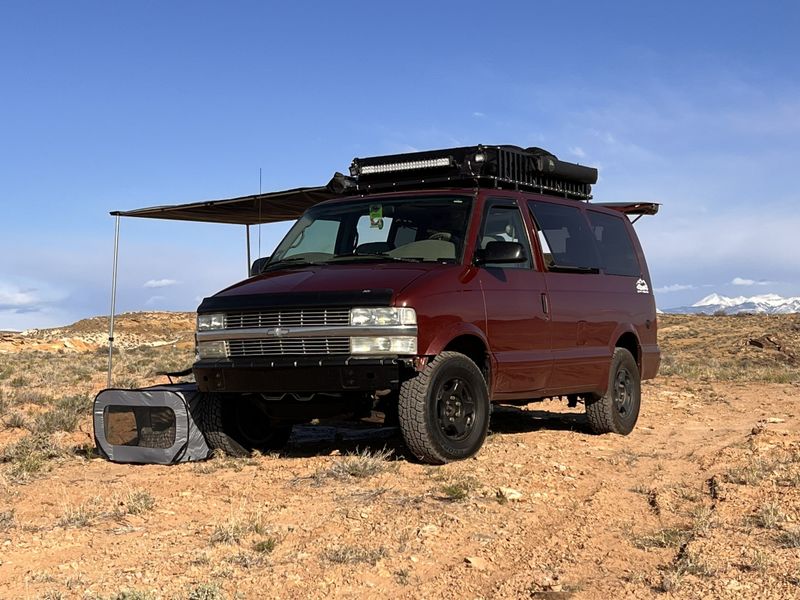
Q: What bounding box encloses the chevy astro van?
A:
[193,145,660,463]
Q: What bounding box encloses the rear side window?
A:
[587,211,641,277]
[528,201,599,270]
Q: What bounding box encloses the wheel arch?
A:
[614,329,642,369]
[441,334,491,382]
[422,324,493,384]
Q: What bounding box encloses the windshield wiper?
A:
[327,254,424,264]
[261,257,324,272]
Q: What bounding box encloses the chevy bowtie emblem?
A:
[270,327,289,337]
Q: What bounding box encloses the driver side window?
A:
[479,203,531,269]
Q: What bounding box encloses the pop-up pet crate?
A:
[93,383,210,464]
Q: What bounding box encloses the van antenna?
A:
[258,167,262,257]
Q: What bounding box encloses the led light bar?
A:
[358,157,453,176]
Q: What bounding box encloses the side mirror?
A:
[250,256,271,276]
[475,241,526,265]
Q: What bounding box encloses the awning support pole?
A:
[246,224,251,276]
[107,215,121,388]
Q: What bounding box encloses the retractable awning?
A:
[105,178,347,388]
[594,202,660,216]
[111,185,340,225]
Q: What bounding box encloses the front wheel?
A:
[585,348,641,435]
[398,351,490,464]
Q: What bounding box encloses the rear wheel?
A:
[199,393,293,457]
[398,351,490,464]
[585,348,641,435]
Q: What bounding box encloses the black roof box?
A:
[350,144,597,200]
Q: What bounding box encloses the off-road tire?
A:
[586,348,641,435]
[199,393,292,457]
[398,351,490,464]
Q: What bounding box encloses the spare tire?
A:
[199,393,292,457]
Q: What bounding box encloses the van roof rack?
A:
[349,144,598,200]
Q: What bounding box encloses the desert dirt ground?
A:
[0,313,799,599]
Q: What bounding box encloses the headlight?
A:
[197,313,225,330]
[196,340,228,359]
[350,336,417,355]
[350,307,416,327]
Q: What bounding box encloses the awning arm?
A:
[593,202,660,216]
[107,215,121,387]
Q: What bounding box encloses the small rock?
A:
[497,487,523,502]
[465,556,489,570]
[767,417,785,423]
[726,579,742,590]
[419,524,439,537]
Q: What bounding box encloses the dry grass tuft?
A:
[725,456,777,486]
[186,583,224,600]
[323,544,387,565]
[754,501,784,529]
[252,537,278,553]
[58,498,101,528]
[437,473,479,502]
[0,509,14,531]
[317,447,394,480]
[632,527,691,549]
[31,395,89,434]
[777,528,800,548]
[209,508,267,545]
[3,411,28,429]
[112,489,156,518]
[1,432,64,483]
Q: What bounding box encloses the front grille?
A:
[227,337,351,357]
[224,308,351,329]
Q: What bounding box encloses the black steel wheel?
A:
[586,348,641,435]
[199,393,292,457]
[398,351,490,464]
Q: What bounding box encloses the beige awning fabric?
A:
[111,186,340,225]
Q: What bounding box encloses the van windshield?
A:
[267,195,472,268]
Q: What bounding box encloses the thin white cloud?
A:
[145,295,166,306]
[143,279,179,289]
[655,283,696,293]
[731,277,770,286]
[569,146,586,158]
[0,285,39,309]
[0,281,68,313]
[472,111,485,118]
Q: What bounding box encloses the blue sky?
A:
[1,1,799,329]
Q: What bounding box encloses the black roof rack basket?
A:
[350,145,598,200]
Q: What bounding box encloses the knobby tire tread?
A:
[398,351,488,464]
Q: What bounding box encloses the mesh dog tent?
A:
[94,383,210,464]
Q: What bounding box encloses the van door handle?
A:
[541,293,549,315]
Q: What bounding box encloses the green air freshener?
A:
[369,204,384,230]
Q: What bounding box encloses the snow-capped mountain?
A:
[664,293,800,315]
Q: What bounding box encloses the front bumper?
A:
[193,356,412,393]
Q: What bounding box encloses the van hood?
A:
[197,264,432,312]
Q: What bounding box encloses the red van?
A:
[193,145,660,464]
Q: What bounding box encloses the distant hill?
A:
[664,293,800,315]
[0,311,195,354]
